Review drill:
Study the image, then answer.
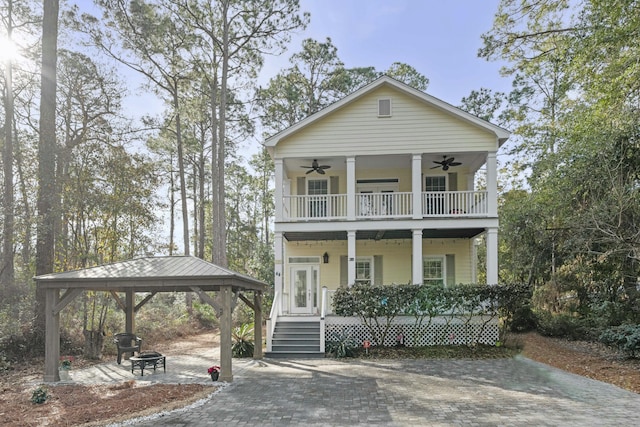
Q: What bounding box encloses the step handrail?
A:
[266,291,280,352]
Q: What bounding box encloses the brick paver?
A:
[118,356,640,426]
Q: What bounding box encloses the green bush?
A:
[326,328,358,358]
[599,324,640,358]
[509,305,538,332]
[192,301,218,329]
[536,312,595,340]
[232,323,254,358]
[31,386,48,404]
[333,282,531,346]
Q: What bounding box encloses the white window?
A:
[423,256,445,286]
[425,176,446,192]
[355,257,373,285]
[307,179,328,217]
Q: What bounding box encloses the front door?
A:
[290,265,319,314]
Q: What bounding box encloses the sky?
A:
[259,0,510,106]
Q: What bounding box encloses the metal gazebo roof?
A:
[35,255,267,292]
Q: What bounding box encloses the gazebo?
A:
[34,256,268,382]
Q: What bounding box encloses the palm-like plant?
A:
[232,323,255,358]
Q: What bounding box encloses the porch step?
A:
[265,320,324,359]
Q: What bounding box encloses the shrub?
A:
[232,323,254,358]
[326,328,358,358]
[509,305,538,332]
[599,324,640,358]
[192,301,218,329]
[536,312,594,340]
[31,386,48,404]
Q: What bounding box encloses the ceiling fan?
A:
[301,159,331,175]
[431,155,462,171]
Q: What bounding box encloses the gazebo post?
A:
[219,285,233,382]
[253,291,263,359]
[125,290,135,333]
[44,288,60,382]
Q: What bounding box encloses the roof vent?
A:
[378,98,391,117]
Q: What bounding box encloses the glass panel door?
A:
[290,266,319,314]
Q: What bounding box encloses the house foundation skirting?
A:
[325,315,499,347]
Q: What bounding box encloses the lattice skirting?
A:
[325,315,499,346]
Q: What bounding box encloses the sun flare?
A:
[0,36,20,63]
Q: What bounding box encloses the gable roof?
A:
[34,256,267,292]
[264,75,510,152]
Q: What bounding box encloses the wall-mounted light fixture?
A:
[323,252,329,264]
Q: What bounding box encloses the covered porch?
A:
[34,256,267,383]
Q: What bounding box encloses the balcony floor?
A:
[283,228,485,241]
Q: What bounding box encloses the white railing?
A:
[422,191,488,216]
[281,191,489,221]
[284,194,347,220]
[325,289,336,315]
[266,291,281,352]
[356,192,413,218]
[320,287,328,352]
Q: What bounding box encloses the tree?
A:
[257,38,430,135]
[384,62,429,91]
[83,0,195,256]
[34,0,60,334]
[1,0,16,295]
[482,0,640,324]
[168,0,308,266]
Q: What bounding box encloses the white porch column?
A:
[274,159,284,221]
[412,229,423,285]
[486,227,499,285]
[274,231,284,299]
[412,154,422,219]
[346,156,356,220]
[347,230,356,286]
[470,239,478,284]
[486,152,498,217]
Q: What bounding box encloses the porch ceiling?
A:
[283,153,487,175]
[283,228,485,242]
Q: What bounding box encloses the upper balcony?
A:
[282,190,488,221]
[274,153,499,224]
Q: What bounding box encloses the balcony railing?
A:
[356,192,412,218]
[285,194,347,220]
[422,191,488,216]
[282,191,488,221]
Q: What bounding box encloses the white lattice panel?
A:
[325,315,499,347]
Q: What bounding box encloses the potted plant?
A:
[59,356,74,381]
[208,365,220,381]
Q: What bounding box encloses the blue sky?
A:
[260,0,511,106]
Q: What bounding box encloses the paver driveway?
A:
[125,356,640,427]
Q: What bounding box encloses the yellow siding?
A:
[290,169,471,193]
[284,238,473,292]
[275,86,497,158]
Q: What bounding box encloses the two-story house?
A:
[265,76,509,357]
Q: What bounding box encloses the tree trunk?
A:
[83,329,105,359]
[174,91,189,256]
[198,141,205,259]
[212,0,229,268]
[1,0,15,299]
[34,0,59,335]
[169,152,175,255]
